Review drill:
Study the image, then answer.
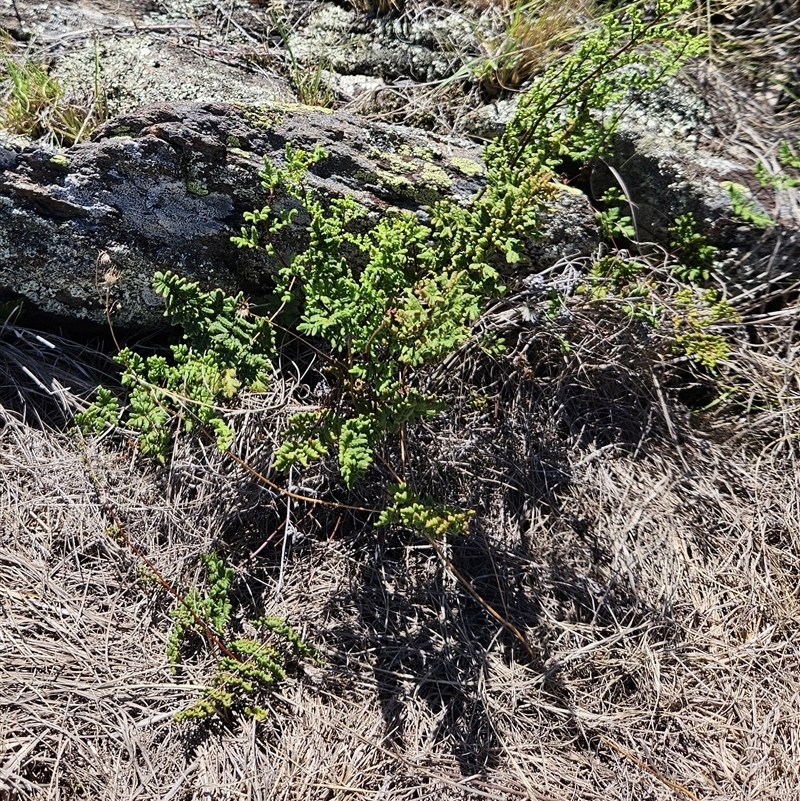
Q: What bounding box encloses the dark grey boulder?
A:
[0,101,598,331]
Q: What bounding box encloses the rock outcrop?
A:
[468,77,800,293]
[0,101,599,330]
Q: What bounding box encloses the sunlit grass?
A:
[476,0,595,94]
[0,45,106,145]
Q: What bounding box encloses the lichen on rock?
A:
[0,101,596,330]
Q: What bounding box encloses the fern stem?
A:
[77,435,241,663]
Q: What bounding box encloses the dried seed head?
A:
[96,251,120,285]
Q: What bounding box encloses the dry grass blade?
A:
[0,323,116,427]
[474,0,595,94]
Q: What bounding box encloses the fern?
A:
[673,288,738,370]
[487,0,704,176]
[167,552,234,668]
[720,181,773,228]
[78,272,274,461]
[338,416,379,488]
[74,387,120,433]
[168,553,320,722]
[77,0,705,534]
[669,213,717,283]
[256,616,323,663]
[378,483,474,538]
[274,410,334,471]
[755,139,800,191]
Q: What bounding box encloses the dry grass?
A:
[690,0,800,181]
[703,0,800,92]
[0,323,117,427]
[473,0,595,94]
[2,271,800,799]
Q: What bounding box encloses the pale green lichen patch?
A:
[187,179,209,196]
[240,106,286,131]
[364,147,456,205]
[420,163,452,190]
[49,154,70,169]
[242,102,333,127]
[398,144,436,161]
[274,101,335,115]
[367,148,416,175]
[111,125,132,137]
[375,170,416,197]
[226,135,242,148]
[449,157,483,178]
[227,146,256,161]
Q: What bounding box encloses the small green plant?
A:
[168,553,321,722]
[777,140,800,175]
[596,187,637,241]
[0,56,58,137]
[174,638,286,723]
[0,44,106,144]
[167,552,234,667]
[720,181,773,228]
[270,13,334,108]
[755,139,800,191]
[255,616,323,663]
[577,249,737,369]
[668,213,717,283]
[291,57,334,109]
[378,483,474,537]
[579,254,662,324]
[580,254,646,297]
[673,288,738,369]
[77,272,274,462]
[76,386,121,433]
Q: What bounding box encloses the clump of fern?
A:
[77,272,274,462]
[245,0,703,497]
[488,0,704,175]
[78,0,707,534]
[167,552,234,668]
[576,249,738,371]
[668,213,718,284]
[235,145,554,492]
[672,288,738,370]
[167,553,321,723]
